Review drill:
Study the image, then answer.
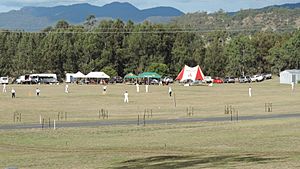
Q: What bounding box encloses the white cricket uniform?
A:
[145,85,149,93]
[124,93,129,103]
[248,87,252,97]
[2,84,6,93]
[65,84,69,93]
[136,83,139,93]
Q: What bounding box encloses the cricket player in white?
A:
[248,86,252,97]
[65,84,69,93]
[124,91,129,103]
[136,83,139,93]
[2,84,6,93]
[145,84,149,93]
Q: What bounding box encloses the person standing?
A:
[145,84,149,93]
[36,88,40,96]
[291,82,295,92]
[11,88,16,98]
[159,81,163,86]
[168,86,172,97]
[2,83,6,93]
[124,91,129,103]
[65,84,69,93]
[136,83,139,93]
[103,85,107,95]
[248,86,252,97]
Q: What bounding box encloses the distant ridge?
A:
[0,2,300,31]
[262,2,300,10]
[173,2,300,32]
[228,2,300,15]
[0,2,184,31]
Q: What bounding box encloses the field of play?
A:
[1,78,300,168]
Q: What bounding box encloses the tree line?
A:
[0,18,299,80]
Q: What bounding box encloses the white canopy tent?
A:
[66,71,86,83]
[86,72,110,79]
[86,72,110,84]
[66,71,110,84]
[73,71,86,78]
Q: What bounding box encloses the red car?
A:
[213,77,223,83]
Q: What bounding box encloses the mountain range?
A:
[0,2,184,31]
[0,2,300,31]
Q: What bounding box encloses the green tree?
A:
[172,33,197,74]
[84,15,97,29]
[251,32,281,73]
[146,63,169,76]
[204,31,228,77]
[101,66,118,77]
[55,20,70,29]
[224,35,256,76]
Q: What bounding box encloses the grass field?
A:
[0,77,299,124]
[1,78,300,168]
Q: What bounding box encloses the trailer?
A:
[16,74,36,84]
[31,74,58,84]
[16,74,58,84]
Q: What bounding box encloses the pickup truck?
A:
[250,74,264,82]
[262,73,272,80]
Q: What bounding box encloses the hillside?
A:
[0,2,184,31]
[173,8,300,32]
[173,3,300,32]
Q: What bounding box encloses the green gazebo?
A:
[124,73,138,79]
[138,72,161,79]
[138,72,161,84]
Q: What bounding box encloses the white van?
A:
[0,77,9,84]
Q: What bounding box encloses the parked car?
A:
[251,74,264,82]
[213,77,223,84]
[109,76,123,84]
[204,76,213,83]
[40,78,58,84]
[162,77,174,84]
[224,76,235,83]
[262,73,272,80]
[239,76,251,83]
[150,79,159,85]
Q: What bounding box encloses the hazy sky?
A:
[0,0,299,13]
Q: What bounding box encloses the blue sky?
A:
[0,0,299,13]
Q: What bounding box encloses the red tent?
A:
[176,65,205,82]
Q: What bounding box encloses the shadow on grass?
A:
[113,154,282,169]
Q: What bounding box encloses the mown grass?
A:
[0,77,299,124]
[1,78,300,168]
[0,119,300,168]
